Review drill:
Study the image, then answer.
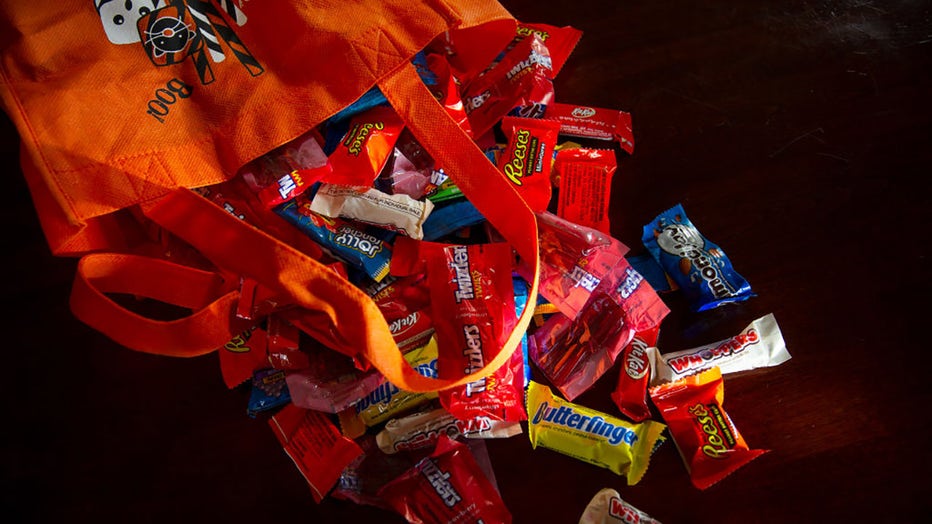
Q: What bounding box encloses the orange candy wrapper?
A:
[649,367,768,489]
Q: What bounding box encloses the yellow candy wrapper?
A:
[526,381,665,485]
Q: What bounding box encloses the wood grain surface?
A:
[2,1,930,522]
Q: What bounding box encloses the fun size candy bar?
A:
[324,105,405,188]
[556,148,617,234]
[376,407,522,454]
[545,103,635,153]
[643,203,753,311]
[611,327,660,423]
[579,488,662,524]
[650,313,790,385]
[275,196,394,282]
[526,381,665,485]
[498,116,561,212]
[649,367,768,489]
[310,183,434,240]
[378,435,512,524]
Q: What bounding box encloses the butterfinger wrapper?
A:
[526,381,665,485]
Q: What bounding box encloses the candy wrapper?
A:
[285,338,385,414]
[531,259,669,401]
[555,148,617,234]
[611,327,660,423]
[378,435,512,524]
[525,211,628,320]
[310,183,434,239]
[429,243,525,421]
[649,367,768,489]
[643,203,753,311]
[275,197,394,282]
[218,325,270,389]
[268,404,364,502]
[376,406,522,454]
[498,116,561,212]
[324,105,405,188]
[649,313,790,385]
[545,103,635,154]
[526,382,665,485]
[579,488,661,524]
[247,368,291,418]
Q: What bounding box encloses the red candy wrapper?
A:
[523,211,629,320]
[218,325,269,389]
[269,404,364,503]
[428,243,525,422]
[649,367,769,490]
[545,102,635,153]
[531,259,669,401]
[611,327,660,423]
[515,23,582,77]
[461,34,554,137]
[555,148,618,234]
[324,105,405,188]
[498,116,561,212]
[378,435,512,524]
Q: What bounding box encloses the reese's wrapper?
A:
[526,381,665,485]
[649,367,768,489]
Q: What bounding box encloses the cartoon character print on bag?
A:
[93,0,263,84]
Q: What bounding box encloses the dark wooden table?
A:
[3,1,930,522]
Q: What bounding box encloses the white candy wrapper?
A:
[579,488,661,524]
[376,407,522,454]
[310,183,434,239]
[649,313,790,385]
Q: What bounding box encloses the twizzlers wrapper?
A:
[649,367,768,489]
[378,435,512,524]
[498,116,561,212]
[643,203,753,311]
[428,243,525,422]
[649,313,790,385]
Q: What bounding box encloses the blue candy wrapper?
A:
[247,368,291,418]
[421,199,486,241]
[276,199,395,282]
[642,204,753,311]
[512,276,531,387]
[626,253,673,293]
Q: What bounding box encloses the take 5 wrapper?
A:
[649,313,791,386]
[526,381,666,485]
[579,488,662,524]
[643,204,753,311]
[649,367,768,490]
[378,435,513,524]
[428,243,525,422]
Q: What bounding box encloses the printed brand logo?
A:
[571,107,596,118]
[343,121,384,156]
[516,26,550,41]
[505,48,552,81]
[334,226,383,258]
[389,312,420,337]
[223,326,254,353]
[666,329,760,376]
[689,403,736,458]
[419,458,461,507]
[462,324,487,397]
[623,337,650,380]
[276,171,303,200]
[503,129,541,186]
[94,1,264,85]
[657,223,735,299]
[394,416,494,453]
[354,358,437,413]
[569,265,600,292]
[465,90,491,113]
[531,401,638,446]
[617,266,644,299]
[608,497,641,524]
[450,246,474,302]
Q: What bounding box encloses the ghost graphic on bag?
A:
[93,0,262,84]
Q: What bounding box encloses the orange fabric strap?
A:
[70,253,241,357]
[67,58,540,393]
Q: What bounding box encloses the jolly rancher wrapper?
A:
[526,381,665,485]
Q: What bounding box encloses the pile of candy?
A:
[193,20,790,524]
